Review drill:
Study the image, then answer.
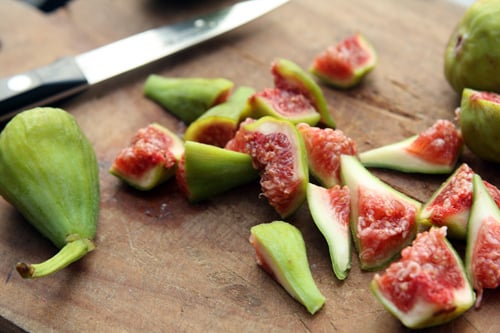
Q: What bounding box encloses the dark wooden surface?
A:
[1,0,499,332]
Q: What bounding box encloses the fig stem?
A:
[16,238,95,279]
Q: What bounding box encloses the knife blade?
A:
[0,0,289,121]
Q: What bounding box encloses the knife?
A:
[0,0,289,121]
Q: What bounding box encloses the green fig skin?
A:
[144,74,234,123]
[0,108,100,278]
[444,0,500,94]
[458,88,500,163]
[176,141,259,203]
[183,86,255,147]
[249,221,326,315]
[272,58,335,128]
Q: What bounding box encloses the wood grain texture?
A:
[1,0,499,332]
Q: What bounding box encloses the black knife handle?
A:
[0,57,88,121]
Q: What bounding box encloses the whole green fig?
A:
[444,0,500,94]
[0,107,100,278]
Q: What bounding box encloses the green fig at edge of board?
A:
[0,107,100,279]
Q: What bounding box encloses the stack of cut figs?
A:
[108,34,500,329]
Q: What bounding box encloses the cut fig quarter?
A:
[265,58,335,128]
[340,154,421,271]
[0,108,100,278]
[297,123,357,188]
[225,116,309,218]
[249,221,326,314]
[371,227,475,329]
[306,183,351,280]
[109,123,185,191]
[310,33,377,89]
[176,141,259,203]
[465,174,500,308]
[143,74,234,124]
[417,163,500,239]
[359,119,463,174]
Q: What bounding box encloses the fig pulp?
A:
[340,155,421,271]
[417,163,500,239]
[183,86,255,147]
[176,141,259,203]
[371,227,475,329]
[109,123,184,191]
[310,33,377,89]
[444,0,500,94]
[0,108,99,278]
[297,123,357,188]
[249,221,325,314]
[307,183,351,280]
[226,116,309,218]
[465,174,500,308]
[359,119,463,174]
[457,88,500,163]
[144,74,234,123]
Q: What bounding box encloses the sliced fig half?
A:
[310,33,377,89]
[307,183,351,280]
[176,141,258,203]
[297,123,357,188]
[144,75,234,124]
[418,163,500,239]
[371,227,475,329]
[110,123,184,191]
[226,116,309,218]
[340,155,421,271]
[465,174,500,308]
[249,221,326,315]
[272,58,335,128]
[359,119,463,174]
[183,86,255,147]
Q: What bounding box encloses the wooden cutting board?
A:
[1,0,498,332]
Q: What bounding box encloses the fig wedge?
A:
[109,123,184,191]
[297,123,357,188]
[371,227,475,329]
[272,58,335,128]
[359,120,463,174]
[307,183,351,280]
[310,33,377,89]
[226,116,309,218]
[249,221,326,314]
[417,163,500,239]
[465,174,500,308]
[341,155,421,271]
